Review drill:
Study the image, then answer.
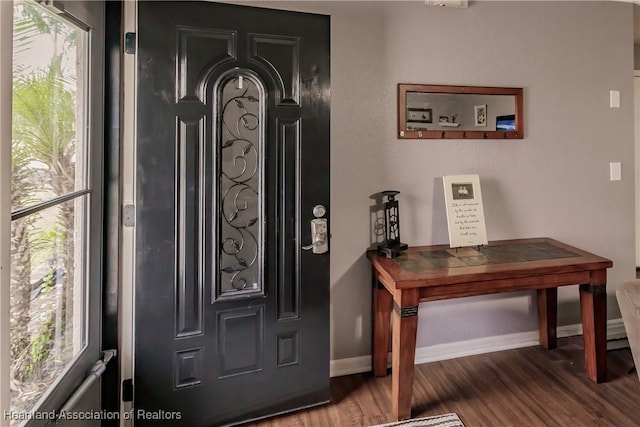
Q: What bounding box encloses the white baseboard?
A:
[329,318,627,378]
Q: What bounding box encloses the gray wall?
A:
[226,1,636,361]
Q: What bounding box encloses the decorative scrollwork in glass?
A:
[217,72,264,297]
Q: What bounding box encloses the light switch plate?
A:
[610,162,621,181]
[610,90,620,108]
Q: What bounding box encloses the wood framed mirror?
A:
[398,84,524,139]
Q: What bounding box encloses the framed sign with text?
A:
[443,174,488,248]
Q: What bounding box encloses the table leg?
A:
[373,271,392,377]
[579,269,607,383]
[391,289,419,421]
[537,287,557,349]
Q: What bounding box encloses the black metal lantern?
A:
[378,190,408,258]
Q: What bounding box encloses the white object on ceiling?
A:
[425,0,468,8]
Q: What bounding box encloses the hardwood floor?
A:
[248,337,640,426]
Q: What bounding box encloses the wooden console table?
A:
[367,238,613,421]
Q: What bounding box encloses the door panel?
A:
[135,2,330,426]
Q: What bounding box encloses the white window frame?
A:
[1,2,15,424]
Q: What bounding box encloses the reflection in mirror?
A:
[398,84,523,139]
[406,93,514,132]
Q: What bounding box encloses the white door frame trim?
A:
[119,1,137,426]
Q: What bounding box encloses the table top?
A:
[367,237,613,288]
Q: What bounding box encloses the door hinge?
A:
[123,204,135,227]
[124,32,136,54]
[122,379,133,402]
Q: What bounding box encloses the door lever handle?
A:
[302,233,326,251]
[302,218,328,254]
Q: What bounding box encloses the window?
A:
[1,1,104,424]
[10,2,90,419]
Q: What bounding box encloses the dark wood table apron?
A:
[367,237,613,421]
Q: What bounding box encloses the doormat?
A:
[373,413,465,427]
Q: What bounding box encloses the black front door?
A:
[134,2,330,426]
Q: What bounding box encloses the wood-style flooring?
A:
[248,337,640,427]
